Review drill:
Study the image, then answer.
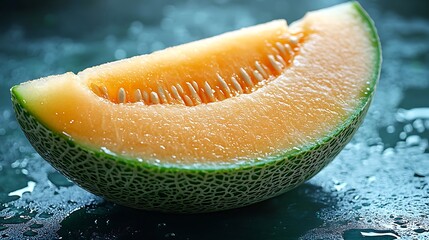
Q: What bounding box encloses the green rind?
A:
[10,2,380,213]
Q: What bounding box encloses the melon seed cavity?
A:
[91,33,304,106]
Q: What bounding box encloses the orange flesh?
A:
[16,4,376,164]
[81,20,303,105]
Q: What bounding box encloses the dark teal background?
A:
[1,0,429,239]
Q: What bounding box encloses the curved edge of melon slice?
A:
[353,2,382,97]
[10,2,381,212]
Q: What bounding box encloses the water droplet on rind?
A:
[100,147,117,156]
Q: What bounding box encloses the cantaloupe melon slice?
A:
[11,2,380,213]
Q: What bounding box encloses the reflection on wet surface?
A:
[0,0,428,239]
[58,184,330,239]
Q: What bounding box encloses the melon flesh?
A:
[13,3,378,165]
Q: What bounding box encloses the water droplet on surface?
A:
[399,131,407,140]
[413,119,426,133]
[414,228,428,233]
[414,172,426,178]
[393,219,408,226]
[360,230,400,239]
[396,108,429,122]
[47,172,74,188]
[23,229,37,237]
[114,48,127,60]
[157,222,167,229]
[367,176,377,183]
[8,181,36,197]
[29,223,43,229]
[334,182,347,191]
[406,135,421,146]
[382,148,395,157]
[128,21,144,36]
[151,41,165,52]
[0,208,37,224]
[404,123,413,133]
[386,125,395,133]
[2,110,11,119]
[38,212,53,219]
[164,232,176,238]
[343,229,400,239]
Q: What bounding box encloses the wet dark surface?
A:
[1,0,429,239]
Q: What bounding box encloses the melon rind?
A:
[10,2,380,213]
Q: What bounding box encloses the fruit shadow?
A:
[58,183,336,240]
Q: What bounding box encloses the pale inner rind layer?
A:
[15,3,376,164]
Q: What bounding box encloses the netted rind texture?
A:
[12,93,370,213]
